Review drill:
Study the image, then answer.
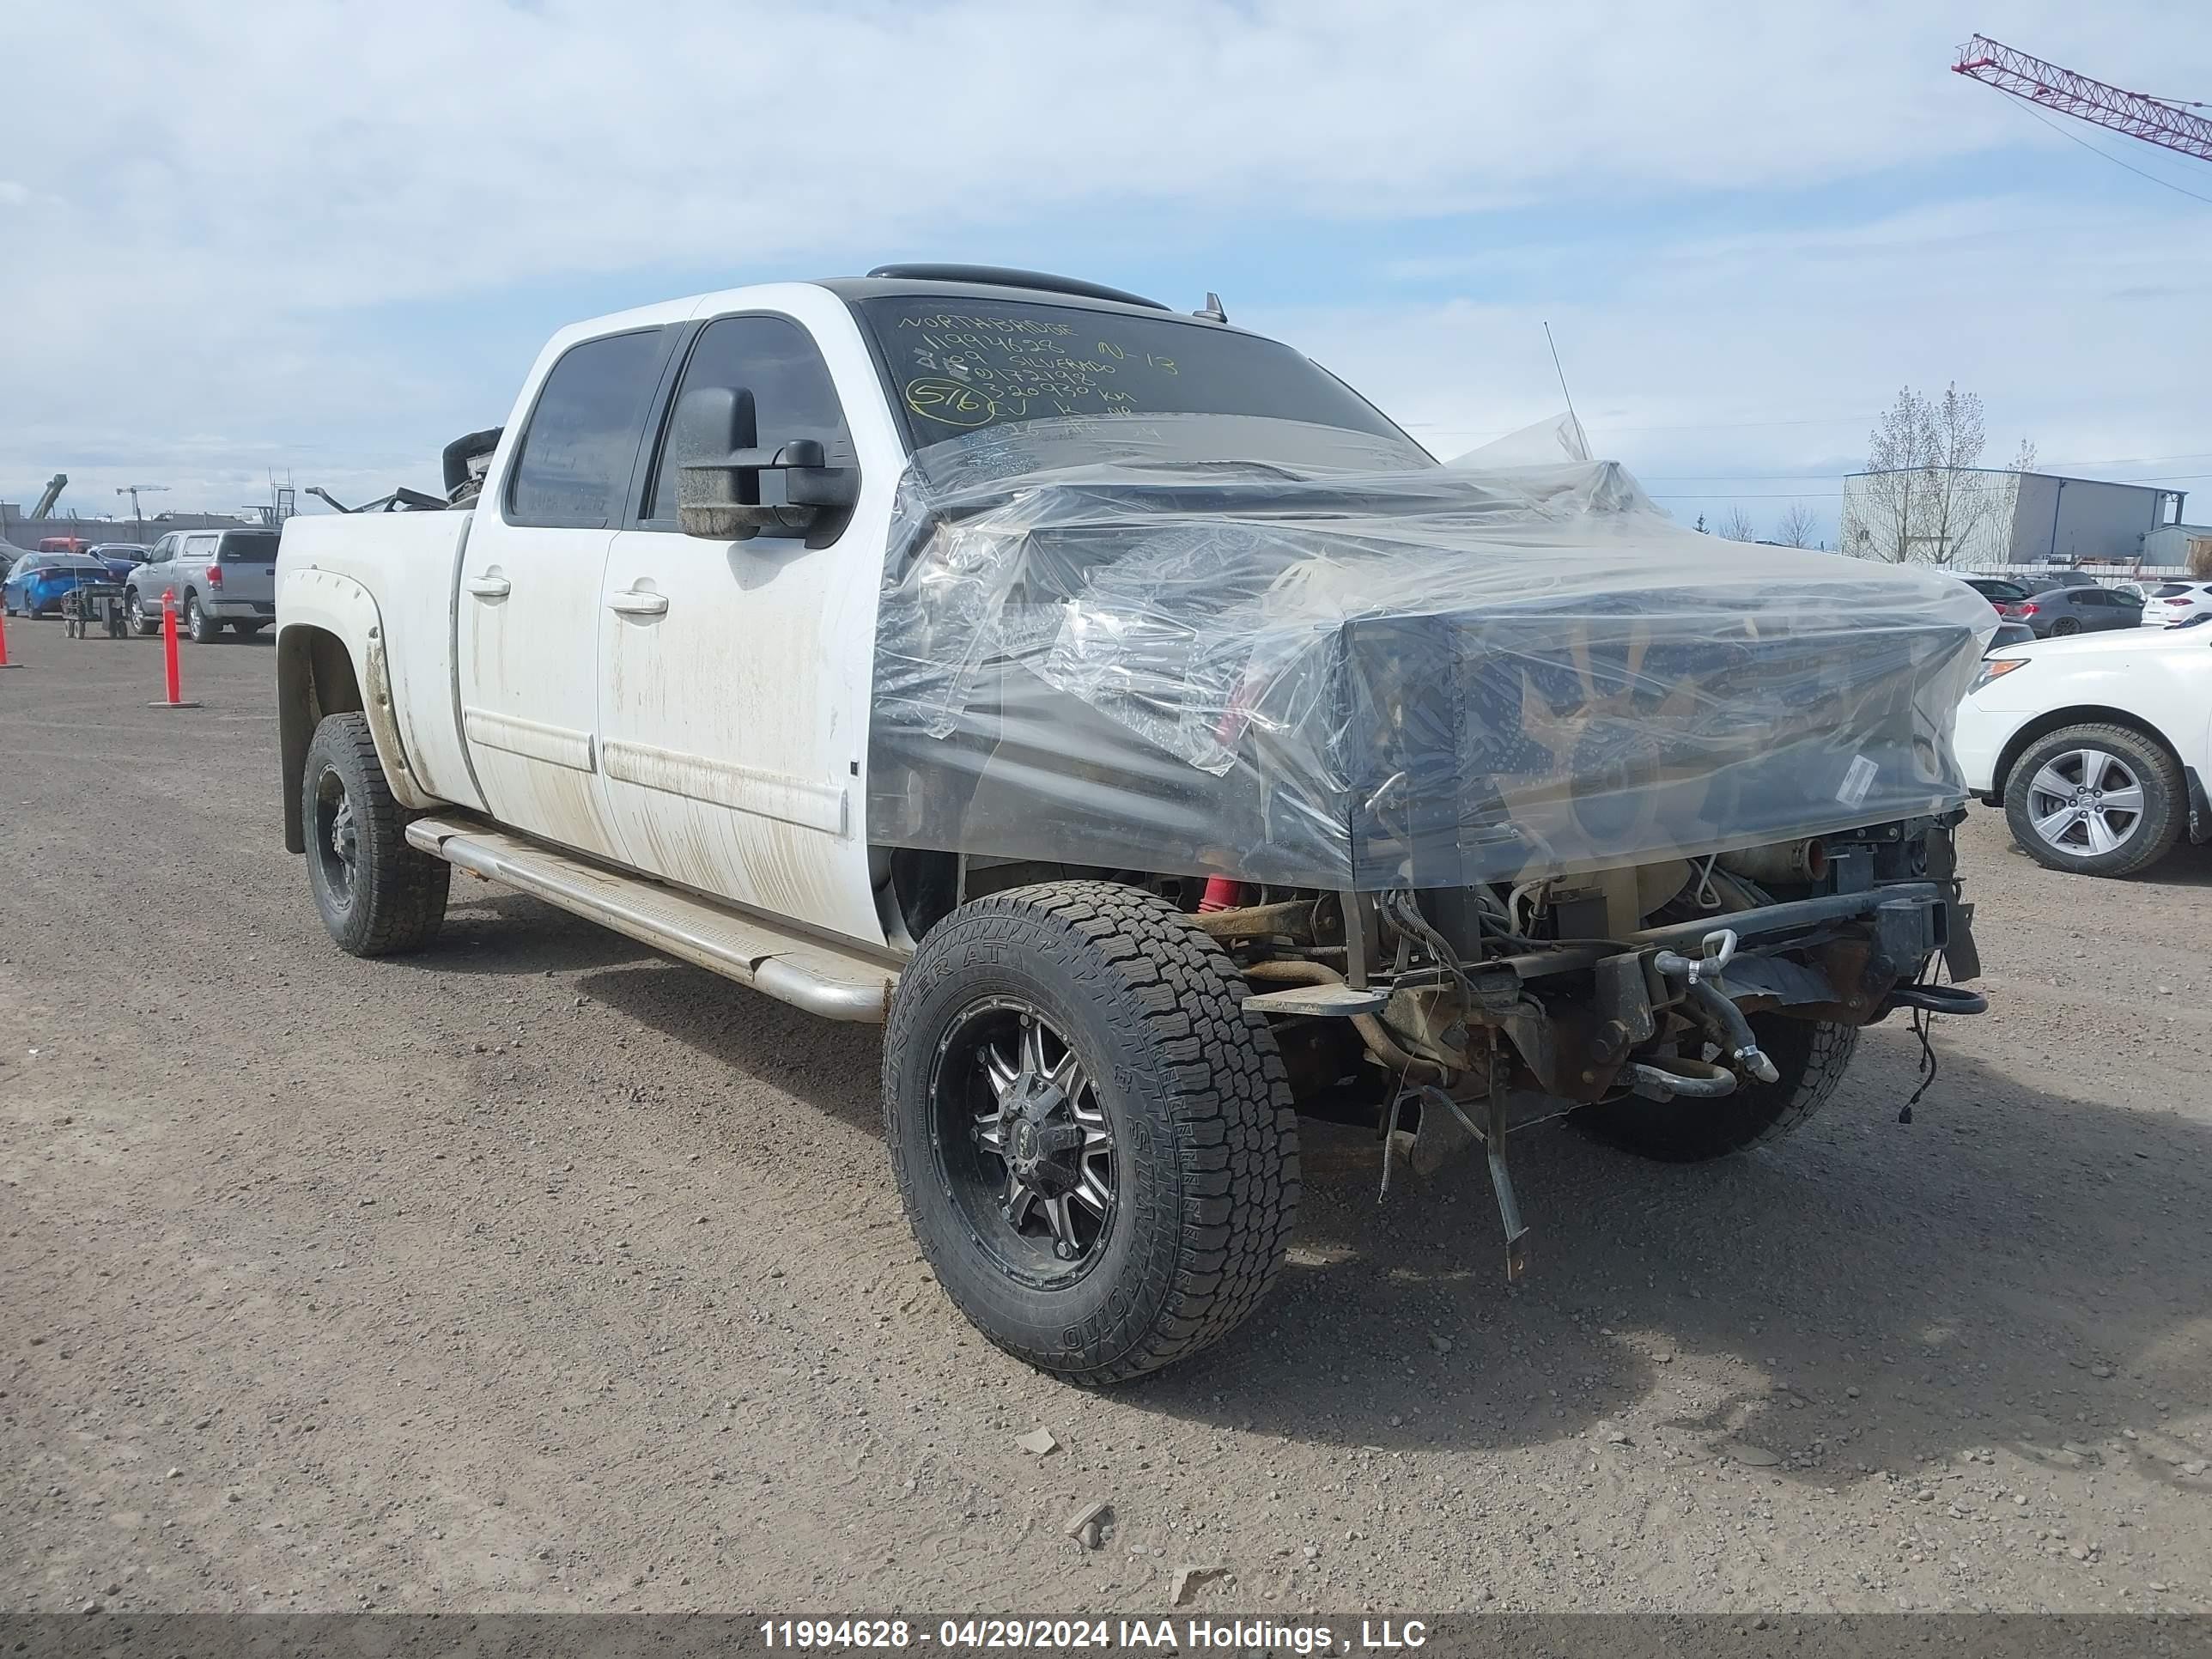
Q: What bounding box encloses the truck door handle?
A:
[607,590,669,617]
[464,574,511,599]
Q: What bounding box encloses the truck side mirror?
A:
[673,386,859,542]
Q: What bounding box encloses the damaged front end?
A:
[866,416,1996,1273]
[1211,819,1984,1277]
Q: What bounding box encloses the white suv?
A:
[1954,627,2212,876]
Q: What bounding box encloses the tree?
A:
[1773,501,1820,548]
[1717,507,1759,542]
[1840,383,2035,566]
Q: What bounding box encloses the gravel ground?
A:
[3,618,2209,1619]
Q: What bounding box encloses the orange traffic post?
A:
[149,588,200,708]
[0,600,19,668]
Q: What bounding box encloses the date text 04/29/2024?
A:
[757,1619,1431,1650]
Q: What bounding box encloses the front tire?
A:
[2003,722,2182,878]
[301,712,449,957]
[1574,1016,1859,1163]
[126,591,157,636]
[884,881,1299,1384]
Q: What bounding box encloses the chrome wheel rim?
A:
[929,998,1115,1288]
[2027,747,2144,858]
[311,765,359,911]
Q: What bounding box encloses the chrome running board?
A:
[404,815,896,1023]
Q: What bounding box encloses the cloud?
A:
[1267,193,2212,538]
[3,0,2210,527]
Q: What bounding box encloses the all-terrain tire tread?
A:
[1573,1016,1859,1163]
[1739,1018,1857,1150]
[303,712,449,957]
[884,880,1298,1385]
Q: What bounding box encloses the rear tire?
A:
[1574,1016,1859,1163]
[884,881,1299,1384]
[2051,617,2081,637]
[2002,722,2182,878]
[301,712,449,957]
[185,592,222,643]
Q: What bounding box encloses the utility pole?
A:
[116,483,169,542]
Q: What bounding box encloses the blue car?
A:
[3,552,112,617]
[88,543,151,582]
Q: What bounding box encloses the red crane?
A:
[1953,34,2212,163]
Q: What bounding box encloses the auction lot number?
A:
[762,1624,910,1648]
[762,1621,1120,1648]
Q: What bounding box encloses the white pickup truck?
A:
[277,264,1994,1382]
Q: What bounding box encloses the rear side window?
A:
[508,328,669,529]
[644,313,854,521]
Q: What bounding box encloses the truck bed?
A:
[276,507,482,812]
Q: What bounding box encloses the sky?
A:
[5,0,2212,545]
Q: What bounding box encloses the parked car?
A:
[1961,576,2033,606]
[3,551,111,617]
[2141,580,2212,629]
[1997,583,2143,637]
[87,542,151,582]
[35,535,94,556]
[276,264,1991,1382]
[125,526,282,641]
[1954,627,2212,878]
[1948,576,2034,650]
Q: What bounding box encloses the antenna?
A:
[1542,322,1583,442]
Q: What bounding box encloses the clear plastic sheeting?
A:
[866,416,1995,892]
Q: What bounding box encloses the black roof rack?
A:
[864,264,1170,312]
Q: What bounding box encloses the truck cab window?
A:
[507,328,668,529]
[645,314,855,521]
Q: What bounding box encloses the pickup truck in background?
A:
[276,264,1991,1383]
[129,526,283,641]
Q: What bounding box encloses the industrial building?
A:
[2142,520,2212,570]
[1839,467,2188,567]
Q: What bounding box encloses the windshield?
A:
[855,295,1426,463]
